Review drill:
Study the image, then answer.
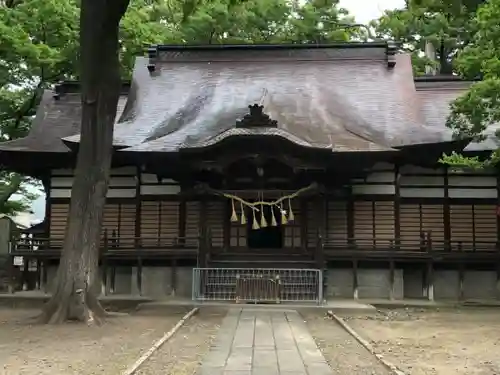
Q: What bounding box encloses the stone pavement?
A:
[197,308,334,375]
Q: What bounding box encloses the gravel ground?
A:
[302,311,391,375]
[134,307,225,375]
[344,307,500,375]
[0,307,190,375]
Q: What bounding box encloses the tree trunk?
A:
[39,0,130,325]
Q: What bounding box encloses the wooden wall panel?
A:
[140,201,178,247]
[49,204,69,245]
[400,204,444,248]
[207,200,224,248]
[185,201,200,247]
[353,201,395,247]
[421,205,444,244]
[473,205,497,247]
[400,204,420,246]
[102,203,136,247]
[324,201,348,247]
[450,205,474,245]
[374,201,394,246]
[353,201,374,246]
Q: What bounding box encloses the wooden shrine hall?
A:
[1,42,500,303]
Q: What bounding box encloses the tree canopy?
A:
[371,0,485,75]
[442,0,500,168]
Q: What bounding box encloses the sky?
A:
[22,0,407,227]
[339,0,405,23]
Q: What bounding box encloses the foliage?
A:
[441,0,500,169]
[0,0,167,217]
[370,0,484,75]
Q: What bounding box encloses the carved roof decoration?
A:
[235,104,278,129]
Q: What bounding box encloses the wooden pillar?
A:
[314,195,326,269]
[444,167,451,250]
[347,188,355,247]
[199,196,208,267]
[424,261,434,301]
[171,259,177,296]
[110,266,116,294]
[178,198,187,246]
[134,166,142,248]
[101,230,108,296]
[136,256,143,296]
[223,199,230,251]
[458,263,465,301]
[41,260,48,294]
[22,258,28,291]
[300,198,308,254]
[389,259,395,300]
[353,259,359,299]
[394,165,401,249]
[496,261,500,300]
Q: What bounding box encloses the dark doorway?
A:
[247,205,283,249]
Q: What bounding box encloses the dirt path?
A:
[0,307,191,375]
[302,312,391,375]
[345,308,500,375]
[134,307,225,375]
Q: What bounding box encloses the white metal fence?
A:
[192,268,323,304]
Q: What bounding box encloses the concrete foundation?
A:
[41,266,500,301]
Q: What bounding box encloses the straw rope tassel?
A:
[230,199,238,222]
[281,206,288,225]
[240,201,246,225]
[260,203,268,227]
[252,208,260,229]
[271,206,278,226]
[288,198,294,222]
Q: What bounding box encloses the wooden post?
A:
[458,263,465,301]
[389,259,395,300]
[199,197,208,268]
[394,165,401,249]
[41,260,48,294]
[171,259,177,296]
[134,165,142,248]
[101,229,108,296]
[496,261,500,300]
[444,167,451,251]
[110,266,116,294]
[424,261,434,301]
[314,196,326,269]
[300,198,308,254]
[353,259,359,299]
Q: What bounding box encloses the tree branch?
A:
[0,173,22,207]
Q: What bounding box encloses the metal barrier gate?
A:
[192,268,323,304]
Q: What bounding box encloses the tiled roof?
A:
[0,43,486,155]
